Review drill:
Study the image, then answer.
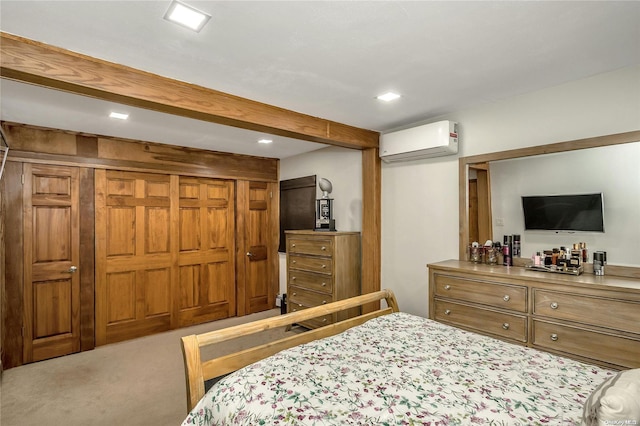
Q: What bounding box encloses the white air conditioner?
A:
[379,120,459,163]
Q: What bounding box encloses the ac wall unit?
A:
[379,120,459,163]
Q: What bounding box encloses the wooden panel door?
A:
[237,181,278,315]
[23,164,80,362]
[176,177,235,326]
[469,163,492,245]
[95,170,176,345]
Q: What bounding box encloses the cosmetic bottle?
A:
[513,235,521,258]
[593,251,605,276]
[503,235,512,266]
[580,242,588,263]
[534,252,541,266]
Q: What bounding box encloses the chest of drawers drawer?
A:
[434,300,527,343]
[289,254,333,275]
[288,285,332,308]
[434,274,527,313]
[533,290,640,334]
[287,302,334,328]
[288,238,333,256]
[288,270,333,294]
[532,320,640,369]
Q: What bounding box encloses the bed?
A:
[180,290,637,425]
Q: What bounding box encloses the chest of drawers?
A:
[286,230,361,329]
[428,260,640,370]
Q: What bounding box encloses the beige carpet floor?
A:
[0,309,294,426]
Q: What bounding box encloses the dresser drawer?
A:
[288,285,333,308]
[288,270,333,294]
[434,274,527,313]
[289,254,333,274]
[533,290,640,334]
[532,320,640,369]
[434,300,527,343]
[288,238,333,256]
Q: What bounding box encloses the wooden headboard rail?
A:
[180,289,399,412]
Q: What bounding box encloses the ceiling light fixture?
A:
[258,138,273,144]
[164,0,211,32]
[376,92,401,102]
[109,112,129,120]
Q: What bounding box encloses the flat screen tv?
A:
[521,193,605,232]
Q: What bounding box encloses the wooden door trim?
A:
[79,167,95,351]
[235,181,248,317]
[1,161,24,368]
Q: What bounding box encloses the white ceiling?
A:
[1,1,639,159]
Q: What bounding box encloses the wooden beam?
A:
[0,33,379,150]
[361,147,382,313]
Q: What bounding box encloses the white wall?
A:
[279,66,640,316]
[278,146,363,295]
[382,65,640,317]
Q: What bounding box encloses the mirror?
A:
[459,130,640,275]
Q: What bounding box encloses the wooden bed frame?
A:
[180,289,400,412]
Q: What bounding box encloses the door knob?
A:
[67,266,78,274]
[246,252,252,257]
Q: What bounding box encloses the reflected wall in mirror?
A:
[459,130,640,275]
[490,142,639,266]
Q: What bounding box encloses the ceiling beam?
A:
[0,32,379,150]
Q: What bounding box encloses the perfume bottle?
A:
[503,235,512,266]
[513,234,521,258]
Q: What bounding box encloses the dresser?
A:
[286,230,361,329]
[428,260,640,370]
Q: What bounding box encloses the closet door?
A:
[23,164,80,362]
[95,170,176,345]
[176,177,235,326]
[237,181,278,315]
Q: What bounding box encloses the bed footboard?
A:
[180,289,399,412]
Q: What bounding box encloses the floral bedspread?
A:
[182,312,614,425]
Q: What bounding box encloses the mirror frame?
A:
[459,130,640,278]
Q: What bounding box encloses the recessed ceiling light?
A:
[258,138,273,144]
[376,92,401,102]
[164,0,211,32]
[109,112,129,120]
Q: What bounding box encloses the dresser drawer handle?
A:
[550,333,558,341]
[321,246,326,251]
[322,282,327,286]
[444,309,451,315]
[292,308,297,312]
[292,277,296,281]
[292,260,297,264]
[292,243,296,247]
[298,303,303,307]
[444,285,451,290]
[503,295,510,302]
[502,323,510,330]
[292,292,297,296]
[322,318,327,322]
[550,302,558,310]
[321,264,326,269]
[322,300,327,304]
